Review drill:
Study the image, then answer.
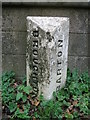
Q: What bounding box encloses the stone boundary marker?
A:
[27,17,69,100]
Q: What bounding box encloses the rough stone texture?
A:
[68,34,88,56]
[2,7,88,33]
[2,7,43,32]
[68,56,89,74]
[2,32,27,55]
[27,17,69,99]
[2,6,89,81]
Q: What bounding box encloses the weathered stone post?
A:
[26,17,69,100]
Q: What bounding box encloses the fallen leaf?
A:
[33,117,36,120]
[17,104,20,108]
[73,100,78,106]
[68,105,73,111]
[34,100,40,106]
[19,108,23,113]
[66,109,70,114]
[31,98,40,106]
[13,83,18,88]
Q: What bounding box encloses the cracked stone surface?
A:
[26,17,69,100]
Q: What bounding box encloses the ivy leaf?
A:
[65,113,74,119]
[22,95,27,103]
[22,95,27,102]
[23,86,32,95]
[16,92,23,101]
[8,102,17,113]
[18,85,24,91]
[22,77,26,84]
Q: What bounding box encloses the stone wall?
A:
[2,5,89,79]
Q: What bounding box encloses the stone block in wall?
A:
[0,17,1,27]
[88,34,90,71]
[2,8,26,31]
[68,56,89,74]
[2,32,27,55]
[88,34,90,57]
[68,33,88,56]
[69,9,88,34]
[2,54,26,77]
[2,7,43,32]
[2,7,88,33]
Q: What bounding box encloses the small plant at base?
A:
[2,71,33,119]
[1,69,90,119]
[34,69,90,119]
